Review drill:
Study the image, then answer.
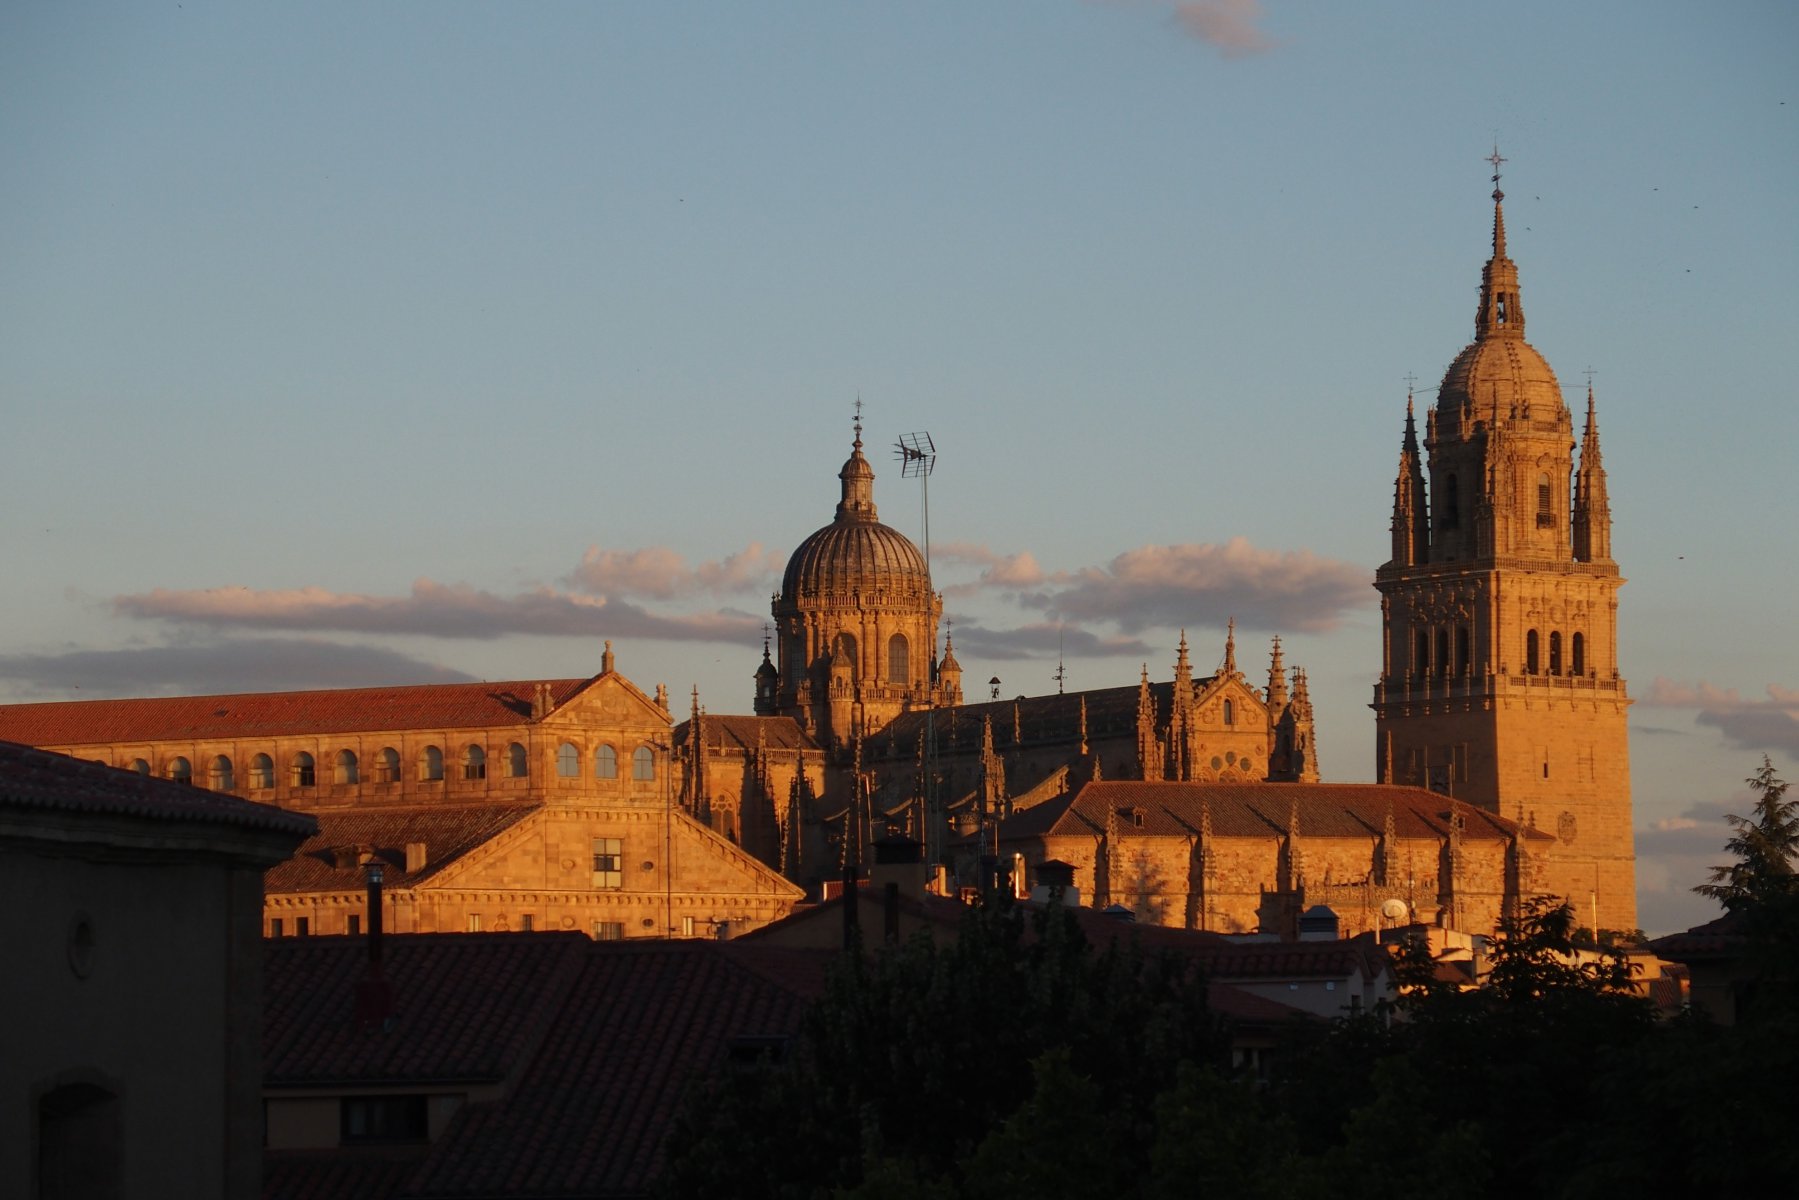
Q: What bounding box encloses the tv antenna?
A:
[895,429,942,865]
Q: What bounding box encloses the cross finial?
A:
[853,395,863,445]
[1583,365,1597,388]
[1486,143,1507,201]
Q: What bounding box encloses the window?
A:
[507,741,528,778]
[293,752,316,788]
[1526,630,1540,676]
[887,633,909,684]
[1572,632,1586,676]
[1549,631,1563,676]
[167,756,192,784]
[633,746,656,781]
[595,744,617,779]
[1456,626,1471,676]
[683,915,695,937]
[341,1096,427,1144]
[1435,629,1450,678]
[295,917,310,937]
[250,753,275,789]
[1415,630,1429,675]
[557,742,580,778]
[348,914,361,936]
[594,921,625,941]
[335,749,359,785]
[1222,699,1234,726]
[463,744,487,780]
[130,758,150,775]
[209,754,234,790]
[592,838,623,889]
[1537,473,1554,528]
[467,914,482,932]
[420,745,444,782]
[270,918,284,937]
[520,914,534,932]
[377,746,401,783]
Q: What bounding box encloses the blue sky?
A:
[3,1,1794,934]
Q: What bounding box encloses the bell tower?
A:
[1372,154,1635,932]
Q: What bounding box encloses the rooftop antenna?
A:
[1054,624,1066,694]
[894,427,942,868]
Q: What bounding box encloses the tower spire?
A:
[1572,382,1613,563]
[1390,390,1430,567]
[1222,619,1237,676]
[835,404,878,522]
[1475,146,1525,340]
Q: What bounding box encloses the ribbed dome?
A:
[1437,336,1564,418]
[780,428,930,599]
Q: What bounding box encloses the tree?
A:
[1695,756,1798,912]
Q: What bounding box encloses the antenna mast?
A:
[895,430,941,869]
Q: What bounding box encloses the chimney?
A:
[869,835,928,899]
[404,842,427,873]
[354,862,394,1032]
[1028,859,1080,908]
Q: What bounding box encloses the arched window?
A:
[1572,632,1586,676]
[887,633,909,684]
[557,742,580,778]
[633,746,656,781]
[167,756,192,785]
[463,744,486,780]
[595,744,617,779]
[1549,631,1563,676]
[292,752,316,788]
[1525,630,1540,676]
[1537,473,1554,527]
[1435,629,1450,678]
[335,750,359,785]
[1415,630,1429,675]
[377,747,401,783]
[129,758,150,776]
[1456,626,1471,676]
[209,755,234,790]
[507,742,528,778]
[250,753,274,789]
[420,745,444,782]
[1442,473,1460,528]
[1222,699,1235,726]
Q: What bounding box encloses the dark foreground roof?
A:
[266,804,540,893]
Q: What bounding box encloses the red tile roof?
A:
[674,714,819,755]
[0,739,316,841]
[1009,780,1547,843]
[266,805,540,893]
[0,679,594,746]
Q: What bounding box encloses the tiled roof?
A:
[0,738,316,841]
[1181,933,1391,982]
[0,678,594,746]
[266,805,540,893]
[264,934,827,1198]
[264,932,589,1087]
[674,714,820,755]
[1646,911,1745,960]
[263,1151,423,1200]
[871,679,1217,760]
[1010,780,1545,843]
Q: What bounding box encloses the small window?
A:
[463,744,487,780]
[557,743,580,778]
[292,752,316,788]
[1549,631,1563,676]
[341,1096,427,1145]
[269,918,284,937]
[167,756,192,784]
[377,746,401,783]
[887,633,909,685]
[250,753,274,789]
[1525,630,1540,676]
[520,914,534,932]
[632,746,655,781]
[295,917,310,937]
[507,742,528,778]
[420,745,444,782]
[1222,699,1234,725]
[595,744,617,779]
[347,914,361,936]
[592,838,623,889]
[1572,632,1586,676]
[130,758,150,776]
[335,749,359,785]
[209,754,234,790]
[594,921,625,942]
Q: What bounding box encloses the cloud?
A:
[1023,538,1368,634]
[564,543,779,599]
[1171,0,1277,57]
[948,622,1153,663]
[937,543,1047,593]
[1639,677,1799,755]
[114,580,760,644]
[0,637,476,699]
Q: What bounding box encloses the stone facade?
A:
[1373,169,1634,932]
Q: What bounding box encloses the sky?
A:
[2,1,1794,936]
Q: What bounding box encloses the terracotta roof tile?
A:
[674,714,819,755]
[0,739,316,840]
[266,805,540,893]
[0,679,593,746]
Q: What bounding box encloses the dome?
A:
[1437,335,1564,418]
[779,429,931,599]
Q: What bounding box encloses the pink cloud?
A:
[1640,677,1799,755]
[1172,0,1277,57]
[564,543,779,599]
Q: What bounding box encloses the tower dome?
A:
[779,430,931,601]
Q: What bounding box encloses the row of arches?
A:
[130,742,539,790]
[554,742,656,781]
[1525,629,1586,677]
[825,631,914,685]
[1413,625,1474,678]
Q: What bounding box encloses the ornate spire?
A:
[1222,619,1237,676]
[1474,145,1525,341]
[834,407,878,522]
[1173,630,1192,691]
[1390,391,1431,567]
[1573,383,1613,563]
[1266,635,1289,713]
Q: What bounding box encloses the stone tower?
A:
[770,416,956,752]
[1372,161,1635,932]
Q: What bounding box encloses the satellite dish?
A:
[1380,898,1410,923]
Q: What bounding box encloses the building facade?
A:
[1372,168,1635,931]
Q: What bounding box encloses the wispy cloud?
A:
[948,622,1154,663]
[114,580,760,644]
[1021,538,1368,634]
[937,543,1047,594]
[0,637,476,699]
[1640,677,1799,755]
[1171,0,1277,57]
[564,543,779,599]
